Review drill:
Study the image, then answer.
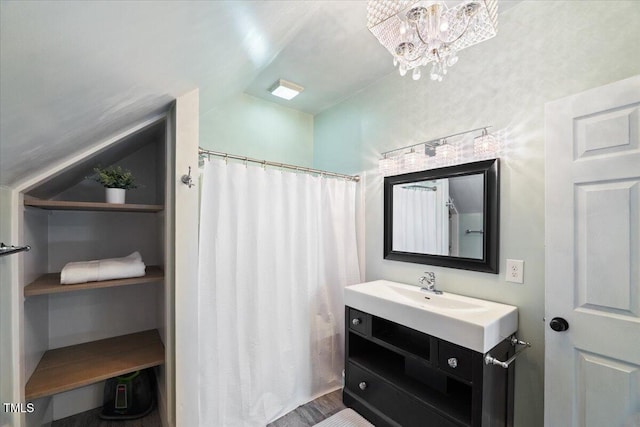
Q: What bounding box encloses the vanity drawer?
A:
[348,308,369,336]
[346,362,406,423]
[438,341,473,382]
[346,362,462,427]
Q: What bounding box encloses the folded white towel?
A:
[60,251,146,284]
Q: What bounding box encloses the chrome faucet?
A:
[419,272,443,295]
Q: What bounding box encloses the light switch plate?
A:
[506,259,524,283]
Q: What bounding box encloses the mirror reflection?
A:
[391,174,484,259]
[384,159,499,273]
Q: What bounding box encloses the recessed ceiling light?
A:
[269,79,304,100]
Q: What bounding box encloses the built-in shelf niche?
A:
[21,119,170,424]
[25,330,165,400]
[24,199,164,213]
[24,266,164,297]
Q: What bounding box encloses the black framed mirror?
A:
[384,158,499,273]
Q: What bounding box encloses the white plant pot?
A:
[105,188,126,204]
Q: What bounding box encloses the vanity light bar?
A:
[379,125,502,176]
[381,126,492,157]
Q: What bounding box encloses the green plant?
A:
[93,166,137,189]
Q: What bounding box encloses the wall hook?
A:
[181,166,194,188]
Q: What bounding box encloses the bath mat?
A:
[313,408,374,427]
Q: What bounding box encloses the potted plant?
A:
[93,166,137,204]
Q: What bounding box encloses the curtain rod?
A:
[381,125,492,157]
[199,148,360,182]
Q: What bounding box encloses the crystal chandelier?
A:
[367,0,498,81]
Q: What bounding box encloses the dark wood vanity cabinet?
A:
[343,307,514,427]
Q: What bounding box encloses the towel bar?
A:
[484,336,531,369]
[0,243,31,257]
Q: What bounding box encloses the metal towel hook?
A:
[181,166,194,188]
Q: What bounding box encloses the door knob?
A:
[550,317,569,332]
[352,318,361,326]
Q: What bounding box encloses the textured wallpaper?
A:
[313,2,640,426]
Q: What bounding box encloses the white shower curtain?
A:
[197,159,361,426]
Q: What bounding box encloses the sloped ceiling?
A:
[0,1,519,188]
[0,1,378,188]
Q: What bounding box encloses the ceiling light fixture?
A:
[367,0,498,81]
[269,79,304,100]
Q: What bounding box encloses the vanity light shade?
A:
[379,155,399,176]
[269,79,304,100]
[473,130,501,160]
[435,142,460,166]
[402,148,426,173]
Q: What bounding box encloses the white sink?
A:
[344,280,518,353]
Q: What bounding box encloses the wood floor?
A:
[268,389,346,427]
[52,389,345,427]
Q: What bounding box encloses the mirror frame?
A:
[384,158,499,273]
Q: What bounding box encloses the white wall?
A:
[458,213,483,259]
[1,186,18,427]
[313,2,640,426]
[199,93,314,167]
[54,142,161,205]
[22,208,50,427]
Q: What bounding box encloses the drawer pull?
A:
[448,357,458,368]
[359,381,368,390]
[352,318,361,326]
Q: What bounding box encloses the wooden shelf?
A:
[25,330,165,400]
[24,266,164,297]
[24,199,164,213]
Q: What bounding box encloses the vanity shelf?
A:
[344,307,514,427]
[24,266,164,297]
[25,329,165,400]
[24,198,164,213]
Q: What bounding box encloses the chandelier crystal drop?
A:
[367,0,498,81]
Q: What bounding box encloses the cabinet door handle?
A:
[352,318,361,326]
[359,382,368,390]
[448,357,458,368]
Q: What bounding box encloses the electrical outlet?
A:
[506,259,524,283]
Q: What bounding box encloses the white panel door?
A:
[169,90,200,427]
[545,75,640,426]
